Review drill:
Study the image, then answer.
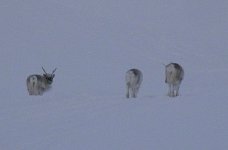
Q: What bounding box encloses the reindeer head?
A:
[42,67,57,84]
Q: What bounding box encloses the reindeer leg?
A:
[169,84,175,97]
[132,87,137,98]
[175,84,180,96]
[168,84,172,97]
[126,86,130,98]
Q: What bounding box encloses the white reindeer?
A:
[165,63,184,97]
[26,67,57,95]
[126,68,143,98]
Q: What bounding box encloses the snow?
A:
[0,0,228,149]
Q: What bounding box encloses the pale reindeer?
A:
[126,68,143,98]
[26,67,57,95]
[165,63,184,97]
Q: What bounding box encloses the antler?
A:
[42,67,48,74]
[52,68,57,74]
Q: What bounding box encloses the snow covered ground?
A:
[0,0,228,149]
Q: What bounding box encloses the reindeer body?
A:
[126,69,143,98]
[165,63,184,97]
[26,67,56,95]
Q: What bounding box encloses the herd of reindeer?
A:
[26,63,184,98]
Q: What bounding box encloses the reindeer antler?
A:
[52,68,57,74]
[42,67,48,74]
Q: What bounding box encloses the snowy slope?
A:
[0,0,228,150]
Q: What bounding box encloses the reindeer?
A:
[165,63,184,97]
[126,68,143,98]
[26,67,57,95]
